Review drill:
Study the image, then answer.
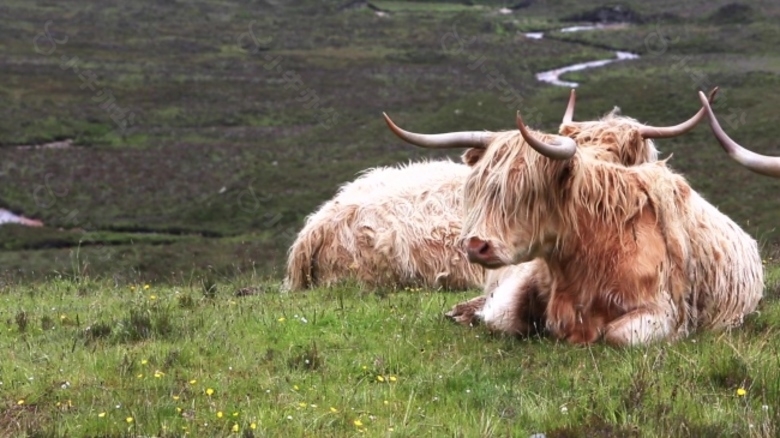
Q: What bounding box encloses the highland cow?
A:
[386,90,724,342]
[282,158,485,291]
[449,109,763,345]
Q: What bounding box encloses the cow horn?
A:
[383,113,493,149]
[517,110,577,160]
[697,90,780,178]
[562,89,576,124]
[638,87,719,138]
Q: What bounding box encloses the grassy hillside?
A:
[0,0,779,282]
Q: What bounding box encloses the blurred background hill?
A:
[0,0,778,284]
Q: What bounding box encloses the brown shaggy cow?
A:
[386,90,724,341]
[460,110,763,345]
[697,90,780,178]
[388,91,761,346]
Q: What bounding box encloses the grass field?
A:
[2,0,780,436]
[1,262,779,437]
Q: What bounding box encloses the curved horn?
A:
[517,111,577,160]
[697,90,780,178]
[562,89,576,124]
[383,112,493,149]
[638,87,719,138]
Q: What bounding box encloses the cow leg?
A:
[478,271,547,337]
[603,307,675,346]
[445,295,485,326]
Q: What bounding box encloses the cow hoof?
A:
[445,302,482,326]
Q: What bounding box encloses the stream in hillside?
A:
[524,23,639,88]
[0,20,637,229]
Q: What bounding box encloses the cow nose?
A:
[465,237,494,263]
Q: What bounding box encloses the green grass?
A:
[1,263,779,437]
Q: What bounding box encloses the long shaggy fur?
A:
[462,126,763,345]
[283,159,485,291]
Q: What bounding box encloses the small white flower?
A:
[560,406,568,414]
[762,405,769,412]
[286,415,293,420]
[466,389,471,393]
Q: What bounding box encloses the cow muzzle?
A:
[464,237,503,268]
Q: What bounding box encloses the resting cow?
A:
[282,158,485,291]
[386,90,724,343]
[465,109,762,345]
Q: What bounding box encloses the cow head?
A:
[384,89,718,268]
[697,90,780,178]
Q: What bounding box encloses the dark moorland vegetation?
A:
[1,1,780,436]
[0,0,779,283]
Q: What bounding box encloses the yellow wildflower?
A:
[330,407,338,413]
[353,419,363,427]
[293,385,299,391]
[154,370,164,378]
[278,317,286,322]
[377,375,385,382]
[206,388,214,396]
[141,359,148,365]
[217,411,223,418]
[298,402,306,408]
[250,423,257,430]
[189,379,197,384]
[144,284,150,290]
[150,295,157,300]
[172,395,180,401]
[737,388,747,397]
[17,400,24,405]
[232,424,239,433]
[389,376,397,382]
[98,412,106,418]
[233,412,239,417]
[126,417,134,423]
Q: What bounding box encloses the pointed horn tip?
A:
[382,112,402,132]
[708,86,719,102]
[516,110,527,129]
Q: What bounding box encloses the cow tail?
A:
[282,226,323,291]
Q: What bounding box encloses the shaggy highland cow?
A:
[387,90,724,342]
[450,108,763,345]
[282,158,485,291]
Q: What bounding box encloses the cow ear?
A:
[461,148,485,167]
